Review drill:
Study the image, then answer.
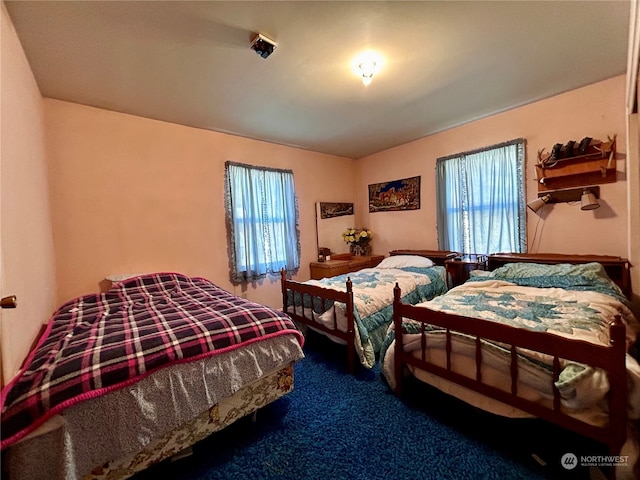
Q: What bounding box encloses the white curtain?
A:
[436,139,526,255]
[225,162,300,282]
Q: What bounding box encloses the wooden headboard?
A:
[488,253,632,300]
[389,249,458,267]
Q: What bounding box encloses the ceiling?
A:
[5,1,631,159]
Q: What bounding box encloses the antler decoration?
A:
[606,134,617,169]
[537,148,554,168]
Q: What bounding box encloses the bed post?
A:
[608,315,628,462]
[280,269,288,312]
[393,283,404,396]
[346,277,356,374]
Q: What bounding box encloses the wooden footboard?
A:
[280,250,457,373]
[281,270,357,372]
[392,284,628,471]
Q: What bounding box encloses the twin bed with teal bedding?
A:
[281,250,455,372]
[383,254,640,479]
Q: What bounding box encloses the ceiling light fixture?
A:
[359,59,376,86]
[352,51,383,86]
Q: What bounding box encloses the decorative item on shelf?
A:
[342,228,373,256]
[538,136,603,169]
[535,135,617,192]
[317,247,331,262]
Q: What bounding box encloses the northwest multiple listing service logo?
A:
[561,452,629,470]
[561,453,578,470]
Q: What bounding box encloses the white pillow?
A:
[469,269,494,278]
[105,273,146,282]
[376,255,434,269]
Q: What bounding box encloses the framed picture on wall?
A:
[319,202,354,219]
[368,176,420,212]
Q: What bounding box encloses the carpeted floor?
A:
[132,333,606,479]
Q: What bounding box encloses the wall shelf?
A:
[535,135,616,192]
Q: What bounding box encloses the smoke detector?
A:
[250,33,277,59]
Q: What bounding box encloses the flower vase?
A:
[353,245,363,256]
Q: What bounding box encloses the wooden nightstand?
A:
[445,254,488,287]
[309,254,385,280]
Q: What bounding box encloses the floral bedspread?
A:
[381,271,640,406]
[301,265,448,368]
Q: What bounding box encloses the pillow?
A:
[469,269,494,278]
[377,255,434,269]
[490,262,609,281]
[105,273,147,282]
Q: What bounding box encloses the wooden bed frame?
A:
[281,249,457,373]
[392,253,633,479]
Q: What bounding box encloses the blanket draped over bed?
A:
[292,266,447,368]
[1,273,303,449]
[381,264,640,416]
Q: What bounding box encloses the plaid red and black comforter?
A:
[0,273,303,449]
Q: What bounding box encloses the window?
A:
[224,162,300,282]
[436,139,526,255]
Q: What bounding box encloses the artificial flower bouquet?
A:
[342,228,373,255]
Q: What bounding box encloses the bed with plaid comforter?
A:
[1,272,303,449]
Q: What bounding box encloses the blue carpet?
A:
[132,333,604,479]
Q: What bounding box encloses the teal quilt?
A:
[293,266,448,368]
[381,266,640,408]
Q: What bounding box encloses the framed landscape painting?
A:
[368,176,420,212]
[319,202,354,219]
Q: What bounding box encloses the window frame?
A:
[224,161,300,282]
[436,138,526,255]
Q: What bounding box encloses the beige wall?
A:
[1,3,58,383]
[357,76,629,258]
[45,99,356,308]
